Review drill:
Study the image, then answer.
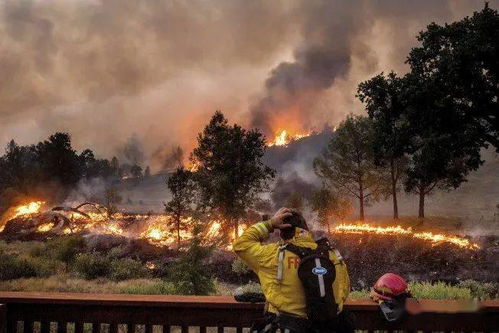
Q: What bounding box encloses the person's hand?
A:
[270,207,293,230]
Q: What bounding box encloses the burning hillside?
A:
[0,201,242,249]
[267,130,312,147]
[0,201,481,252]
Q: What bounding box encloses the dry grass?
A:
[338,216,463,233]
[0,275,164,294]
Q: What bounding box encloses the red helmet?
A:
[370,273,410,302]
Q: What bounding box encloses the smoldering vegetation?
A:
[331,233,498,290]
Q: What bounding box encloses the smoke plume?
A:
[0,0,488,170]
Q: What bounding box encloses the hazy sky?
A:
[0,0,492,170]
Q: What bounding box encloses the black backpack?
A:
[279,238,338,325]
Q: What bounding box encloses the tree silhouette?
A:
[165,167,195,249]
[314,115,388,220]
[191,111,275,238]
[357,72,409,219]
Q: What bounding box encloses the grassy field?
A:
[0,275,497,300]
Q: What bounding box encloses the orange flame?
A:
[267,130,311,147]
[332,223,479,250]
[12,201,44,218]
[0,201,45,232]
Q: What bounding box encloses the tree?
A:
[130,164,143,179]
[79,149,114,179]
[110,157,120,178]
[165,167,195,249]
[313,115,388,220]
[164,146,184,170]
[191,111,275,238]
[407,4,498,151]
[35,133,82,189]
[122,134,144,166]
[104,187,122,216]
[311,187,352,233]
[357,72,409,219]
[144,166,151,178]
[166,223,215,295]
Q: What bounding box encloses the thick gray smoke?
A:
[0,0,489,169]
[250,0,485,135]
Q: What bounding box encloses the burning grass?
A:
[332,223,479,250]
[0,202,497,298]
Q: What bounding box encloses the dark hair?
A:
[280,210,308,240]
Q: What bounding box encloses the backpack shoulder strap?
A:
[284,243,314,259]
[315,237,333,257]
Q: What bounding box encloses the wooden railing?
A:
[0,292,498,333]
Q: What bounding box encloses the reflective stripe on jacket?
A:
[233,221,350,318]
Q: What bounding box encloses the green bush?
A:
[25,256,63,277]
[237,281,263,294]
[110,258,150,281]
[47,235,86,264]
[409,281,473,299]
[0,252,38,280]
[119,281,177,295]
[28,243,46,257]
[349,281,477,299]
[166,226,215,295]
[231,258,250,276]
[73,253,111,279]
[458,280,499,299]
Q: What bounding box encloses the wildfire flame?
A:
[267,130,311,147]
[0,201,45,232]
[12,201,44,219]
[332,223,479,250]
[1,201,479,251]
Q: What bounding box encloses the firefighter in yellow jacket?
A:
[233,208,351,333]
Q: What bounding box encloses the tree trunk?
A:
[359,182,365,220]
[390,159,399,219]
[418,187,425,220]
[327,221,331,235]
[176,217,181,249]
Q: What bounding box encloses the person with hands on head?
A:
[233,208,351,333]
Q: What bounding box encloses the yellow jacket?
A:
[233,221,350,318]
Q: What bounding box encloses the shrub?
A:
[73,253,111,279]
[25,256,63,277]
[119,281,177,295]
[0,252,37,280]
[409,281,472,299]
[110,258,150,281]
[237,281,263,294]
[28,243,46,257]
[166,225,215,295]
[458,280,499,299]
[47,235,86,264]
[232,258,250,276]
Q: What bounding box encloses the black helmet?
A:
[281,209,308,239]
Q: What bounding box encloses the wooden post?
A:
[0,304,6,333]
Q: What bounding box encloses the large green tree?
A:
[191,111,275,238]
[407,4,498,150]
[400,5,499,219]
[35,132,82,189]
[357,72,409,219]
[314,115,388,220]
[165,167,196,249]
[310,187,352,233]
